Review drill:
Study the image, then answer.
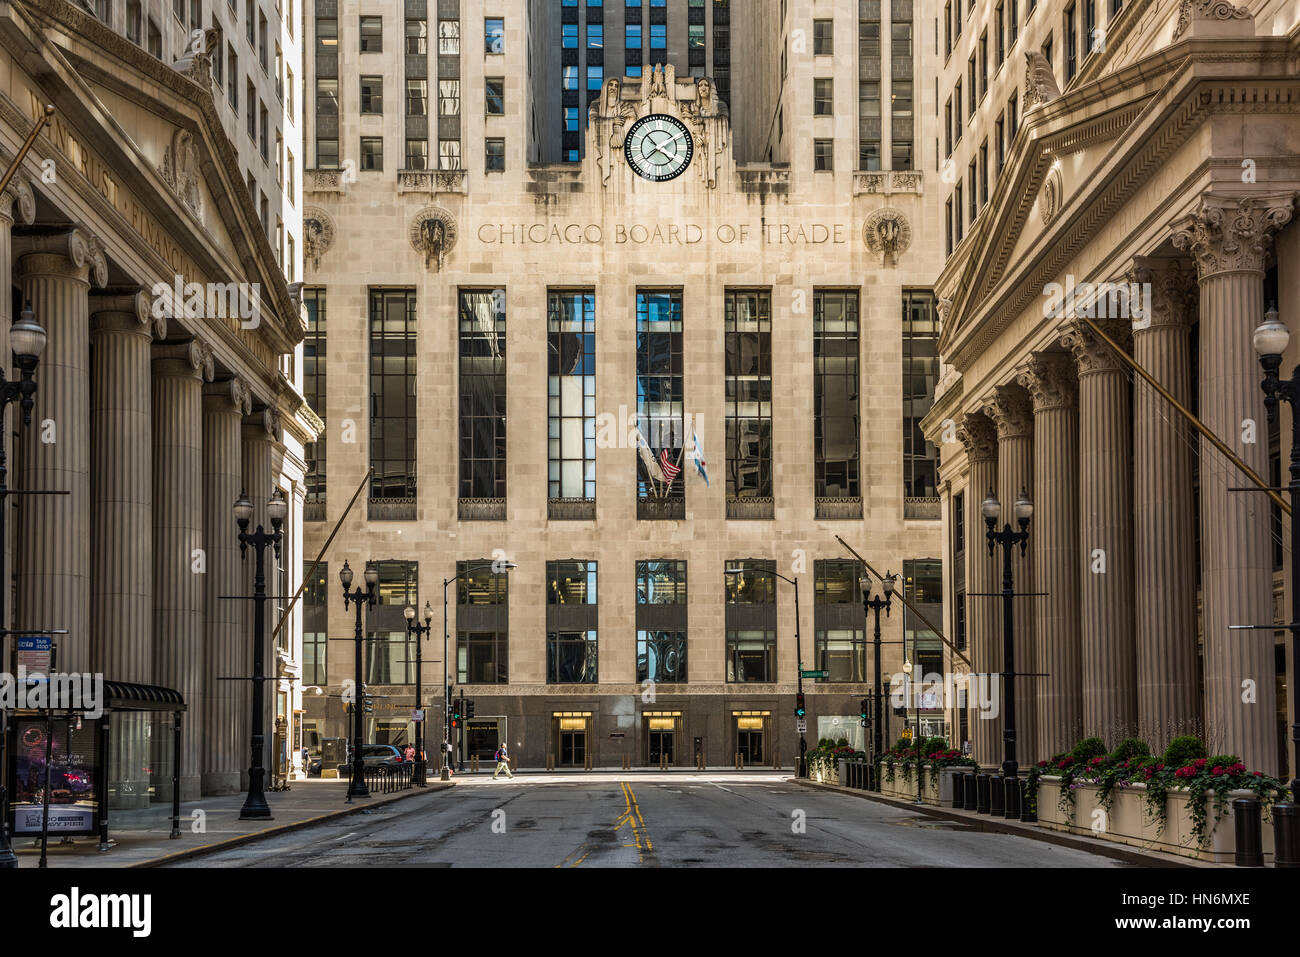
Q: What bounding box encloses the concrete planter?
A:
[1035,776,1273,863]
[877,764,956,805]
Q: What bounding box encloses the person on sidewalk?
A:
[493,743,514,780]
[443,739,454,777]
[403,744,416,764]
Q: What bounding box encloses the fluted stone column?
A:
[1018,353,1083,757]
[90,291,163,683]
[1129,257,1201,749]
[958,412,999,767]
[201,378,251,795]
[1174,194,1296,771]
[0,178,34,648]
[13,229,107,674]
[984,384,1038,765]
[239,408,276,793]
[152,341,214,800]
[1063,318,1137,745]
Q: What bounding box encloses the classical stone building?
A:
[923,0,1300,775]
[0,0,316,822]
[299,0,952,768]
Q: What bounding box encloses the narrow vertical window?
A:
[303,289,327,515]
[546,561,598,684]
[725,290,773,519]
[458,290,507,516]
[902,290,940,516]
[725,560,777,682]
[548,292,596,514]
[636,290,684,519]
[368,289,417,510]
[814,291,861,517]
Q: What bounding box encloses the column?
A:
[200,377,251,795]
[1173,193,1296,771]
[13,229,107,674]
[958,411,999,767]
[1063,318,1137,745]
[90,291,162,683]
[1129,256,1201,749]
[152,340,214,799]
[240,408,277,793]
[984,383,1037,765]
[1018,352,1082,757]
[0,177,33,646]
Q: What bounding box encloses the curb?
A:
[793,778,1214,868]
[128,782,456,868]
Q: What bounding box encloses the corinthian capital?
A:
[983,384,1035,440]
[1171,193,1296,281]
[1017,352,1078,412]
[1127,256,1197,333]
[956,411,998,464]
[1061,317,1131,377]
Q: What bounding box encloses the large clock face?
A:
[624,114,694,182]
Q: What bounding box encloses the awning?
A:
[101,681,187,712]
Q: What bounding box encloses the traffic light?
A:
[859,697,870,728]
[451,701,462,728]
[362,694,373,715]
[795,692,806,718]
[465,699,475,719]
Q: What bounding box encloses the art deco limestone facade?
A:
[0,0,316,799]
[301,1,948,767]
[923,0,1300,775]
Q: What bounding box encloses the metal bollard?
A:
[976,773,991,814]
[1275,802,1300,868]
[1232,797,1264,868]
[952,771,965,808]
[989,772,1005,816]
[963,772,977,811]
[1020,778,1037,822]
[1002,774,1020,820]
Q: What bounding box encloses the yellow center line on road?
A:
[563,780,655,867]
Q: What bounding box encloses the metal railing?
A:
[364,762,416,794]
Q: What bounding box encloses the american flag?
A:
[659,448,681,482]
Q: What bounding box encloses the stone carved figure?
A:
[863,208,912,266]
[1023,51,1062,110]
[302,207,335,271]
[160,129,202,215]
[409,206,458,271]
[174,28,219,89]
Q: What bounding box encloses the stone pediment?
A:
[587,63,732,192]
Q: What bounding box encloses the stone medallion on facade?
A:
[863,208,911,266]
[303,206,336,271]
[1039,164,1064,225]
[409,206,458,271]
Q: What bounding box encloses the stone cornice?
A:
[942,41,1300,374]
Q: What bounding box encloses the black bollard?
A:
[952,771,965,809]
[989,772,1005,816]
[1275,803,1300,868]
[963,772,978,811]
[1003,774,1020,819]
[976,772,991,814]
[1020,778,1037,822]
[1232,797,1264,868]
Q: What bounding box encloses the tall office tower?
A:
[298,0,949,770]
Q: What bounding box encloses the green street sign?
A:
[800,670,828,678]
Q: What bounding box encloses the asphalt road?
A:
[170,772,1126,868]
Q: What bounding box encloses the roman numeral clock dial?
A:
[624,114,694,182]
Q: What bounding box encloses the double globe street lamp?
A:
[403,601,435,786]
[1252,305,1300,866]
[340,560,379,799]
[982,486,1033,820]
[234,487,288,820]
[0,302,47,869]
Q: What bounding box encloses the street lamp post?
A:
[1253,306,1300,865]
[860,571,897,766]
[403,601,434,786]
[340,560,379,799]
[982,485,1033,820]
[0,302,46,869]
[234,487,287,819]
[724,565,803,773]
[443,561,517,781]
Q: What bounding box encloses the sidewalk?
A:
[11,778,453,869]
[794,777,1214,868]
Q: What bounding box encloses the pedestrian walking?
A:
[493,743,514,780]
[301,745,311,777]
[444,739,454,777]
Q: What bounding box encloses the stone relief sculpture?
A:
[409,206,458,271]
[863,208,912,266]
[1023,50,1062,110]
[160,129,202,216]
[302,207,335,271]
[173,28,219,90]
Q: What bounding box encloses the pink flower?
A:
[1211,766,1224,776]
[1194,758,1207,769]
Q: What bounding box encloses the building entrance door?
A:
[559,729,586,766]
[737,729,764,764]
[648,729,674,764]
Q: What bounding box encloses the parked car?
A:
[335,744,406,773]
